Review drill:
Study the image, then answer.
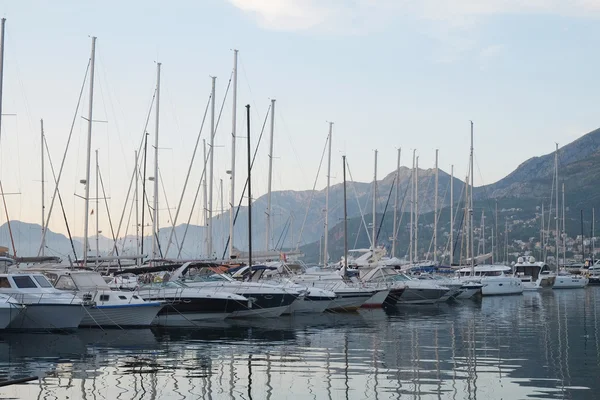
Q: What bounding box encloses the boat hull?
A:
[398,288,448,304]
[361,289,390,308]
[326,292,373,312]
[152,297,249,325]
[553,276,588,289]
[80,302,163,327]
[7,304,84,331]
[455,287,482,299]
[481,277,523,296]
[0,305,21,329]
[286,296,334,314]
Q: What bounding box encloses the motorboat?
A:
[512,256,556,291]
[229,265,337,314]
[0,294,22,329]
[360,266,451,305]
[588,264,600,286]
[136,281,251,326]
[0,273,85,331]
[553,269,588,289]
[289,268,378,311]
[455,265,523,296]
[39,269,163,327]
[172,263,299,318]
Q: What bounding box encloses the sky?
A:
[0,0,599,245]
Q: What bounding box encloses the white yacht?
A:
[455,265,523,296]
[229,265,337,314]
[0,273,85,331]
[512,257,556,291]
[39,270,163,327]
[360,266,451,305]
[136,281,251,326]
[172,263,300,318]
[553,269,588,289]
[290,268,378,311]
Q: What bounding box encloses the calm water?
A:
[1,289,600,399]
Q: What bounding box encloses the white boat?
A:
[136,281,251,326]
[0,294,22,329]
[39,270,163,327]
[455,265,523,296]
[229,265,337,314]
[172,263,299,318]
[553,270,588,289]
[0,274,85,331]
[513,256,556,291]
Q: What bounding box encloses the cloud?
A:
[477,44,505,69]
[227,0,600,32]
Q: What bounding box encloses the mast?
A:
[593,207,595,263]
[208,76,216,258]
[246,104,252,267]
[562,183,566,267]
[481,210,485,255]
[372,149,378,250]
[415,155,419,262]
[95,149,99,269]
[470,121,474,274]
[392,148,401,258]
[450,164,453,265]
[581,210,585,263]
[555,143,559,271]
[41,119,45,257]
[228,49,238,258]
[152,62,161,260]
[505,217,508,263]
[141,132,149,256]
[434,149,438,263]
[542,203,545,263]
[343,155,348,276]
[0,18,5,143]
[495,200,498,264]
[203,139,208,256]
[410,150,415,265]
[323,122,332,266]
[135,150,140,265]
[265,99,276,252]
[83,36,97,267]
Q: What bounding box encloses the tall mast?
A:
[415,156,419,262]
[0,19,6,143]
[392,148,401,258]
[203,139,208,256]
[555,143,559,271]
[323,122,332,266]
[562,183,566,267]
[95,149,99,269]
[208,76,216,258]
[450,164,454,265]
[593,208,596,263]
[228,49,238,258]
[265,99,276,252]
[542,203,545,263]
[434,149,438,263]
[151,62,161,260]
[246,104,252,268]
[481,210,485,255]
[410,150,415,264]
[470,121,474,274]
[495,200,498,264]
[83,36,97,267]
[372,149,378,250]
[40,119,45,257]
[343,155,348,275]
[135,150,140,265]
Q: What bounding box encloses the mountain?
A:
[0,221,83,259]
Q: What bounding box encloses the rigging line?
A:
[274,215,291,250]
[44,135,78,261]
[219,104,273,259]
[163,92,212,256]
[139,173,163,259]
[165,71,232,256]
[159,167,181,252]
[38,59,91,256]
[390,169,412,256]
[346,161,372,249]
[111,88,157,255]
[0,181,15,257]
[120,186,136,255]
[425,183,450,261]
[291,134,328,252]
[375,178,395,244]
[279,217,292,251]
[98,167,122,270]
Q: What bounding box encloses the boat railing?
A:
[5,291,85,306]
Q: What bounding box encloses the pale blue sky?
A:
[0,0,598,239]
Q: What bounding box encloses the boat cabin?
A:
[513,257,552,281]
[455,265,511,278]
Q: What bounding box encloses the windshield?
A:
[140,281,184,289]
[33,275,53,288]
[189,274,232,282]
[71,273,110,289]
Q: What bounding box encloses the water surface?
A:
[1,288,599,399]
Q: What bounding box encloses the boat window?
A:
[33,275,53,288]
[118,295,127,300]
[0,277,11,288]
[99,294,110,301]
[132,295,139,299]
[12,276,38,289]
[55,276,77,290]
[71,273,111,290]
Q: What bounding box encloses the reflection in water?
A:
[0,292,599,399]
